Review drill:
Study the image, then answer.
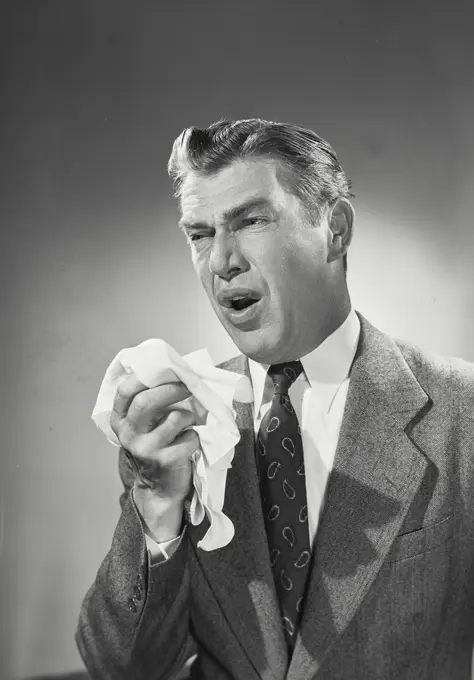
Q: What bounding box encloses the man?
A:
[76,119,474,680]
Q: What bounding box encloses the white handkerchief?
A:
[91,339,253,551]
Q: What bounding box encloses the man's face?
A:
[179,158,340,364]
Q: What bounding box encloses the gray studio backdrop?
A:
[1,1,473,678]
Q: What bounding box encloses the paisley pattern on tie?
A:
[256,360,312,652]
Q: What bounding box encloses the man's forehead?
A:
[179,158,287,221]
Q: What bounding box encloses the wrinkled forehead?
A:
[179,158,295,223]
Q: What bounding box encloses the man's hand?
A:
[110,374,199,540]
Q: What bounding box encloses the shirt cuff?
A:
[130,486,185,564]
[145,533,182,563]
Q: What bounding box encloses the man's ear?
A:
[327,198,355,264]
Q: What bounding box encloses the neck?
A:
[293,285,352,354]
[254,295,353,366]
[305,296,352,355]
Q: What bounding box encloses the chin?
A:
[232,330,282,364]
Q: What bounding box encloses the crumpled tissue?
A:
[91,339,253,551]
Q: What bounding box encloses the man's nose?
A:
[208,233,247,280]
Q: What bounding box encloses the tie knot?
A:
[268,361,303,395]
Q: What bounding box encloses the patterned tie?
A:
[256,361,311,651]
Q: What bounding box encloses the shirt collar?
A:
[248,309,361,417]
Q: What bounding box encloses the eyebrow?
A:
[178,198,273,232]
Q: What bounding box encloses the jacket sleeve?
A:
[75,448,197,679]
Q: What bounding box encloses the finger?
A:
[131,428,199,492]
[112,374,148,421]
[130,408,197,459]
[167,428,201,464]
[149,428,201,470]
[127,383,192,431]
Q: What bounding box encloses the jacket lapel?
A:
[287,314,431,680]
[188,354,289,680]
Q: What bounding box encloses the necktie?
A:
[256,361,311,651]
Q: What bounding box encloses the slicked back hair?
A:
[167,118,353,272]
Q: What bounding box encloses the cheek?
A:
[193,258,221,310]
[192,253,208,283]
[264,253,317,322]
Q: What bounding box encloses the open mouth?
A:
[216,289,263,324]
[229,296,259,312]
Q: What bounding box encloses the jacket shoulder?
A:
[396,338,474,400]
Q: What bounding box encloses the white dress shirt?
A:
[248,309,360,548]
[145,309,361,562]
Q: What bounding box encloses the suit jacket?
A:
[76,314,474,679]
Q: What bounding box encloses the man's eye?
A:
[189,233,208,242]
[243,217,266,226]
